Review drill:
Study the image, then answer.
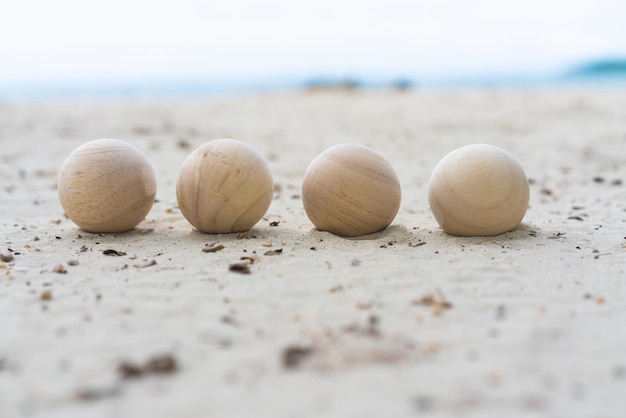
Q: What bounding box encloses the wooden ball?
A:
[58,138,157,233]
[302,143,401,237]
[176,139,273,233]
[428,144,530,236]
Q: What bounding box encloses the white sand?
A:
[1,88,625,417]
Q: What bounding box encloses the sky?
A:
[0,0,625,83]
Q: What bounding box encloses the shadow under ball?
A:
[57,138,157,233]
[176,139,274,233]
[302,143,401,237]
[428,144,530,236]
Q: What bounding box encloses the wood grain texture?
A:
[176,139,273,233]
[302,143,401,237]
[57,138,156,233]
[428,144,529,236]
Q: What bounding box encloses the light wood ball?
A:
[58,138,157,233]
[428,144,530,236]
[302,143,401,237]
[176,139,273,233]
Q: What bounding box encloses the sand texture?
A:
[1,89,625,417]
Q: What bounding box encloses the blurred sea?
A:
[1,60,625,102]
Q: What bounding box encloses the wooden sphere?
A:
[176,139,273,233]
[428,144,529,236]
[302,143,401,237]
[58,138,157,233]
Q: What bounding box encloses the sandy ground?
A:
[1,88,625,418]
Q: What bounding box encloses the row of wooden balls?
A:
[57,138,530,237]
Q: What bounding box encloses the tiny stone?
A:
[0,251,14,262]
[144,354,178,374]
[118,362,143,379]
[282,345,314,369]
[52,264,67,274]
[202,243,225,253]
[133,259,157,268]
[177,139,191,149]
[103,249,126,256]
[229,262,251,274]
[76,386,122,402]
[263,249,283,256]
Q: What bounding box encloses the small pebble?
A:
[202,243,225,253]
[52,264,67,274]
[0,251,14,262]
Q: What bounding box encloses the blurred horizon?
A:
[1,56,625,101]
[1,0,625,99]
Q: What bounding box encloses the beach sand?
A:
[1,88,625,417]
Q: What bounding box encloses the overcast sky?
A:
[1,0,624,82]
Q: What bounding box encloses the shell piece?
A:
[57,139,157,233]
[176,139,273,233]
[302,143,401,237]
[428,144,529,236]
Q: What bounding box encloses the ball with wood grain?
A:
[428,144,529,236]
[302,143,401,237]
[176,139,273,233]
[58,138,157,233]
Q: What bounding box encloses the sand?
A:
[1,88,625,417]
